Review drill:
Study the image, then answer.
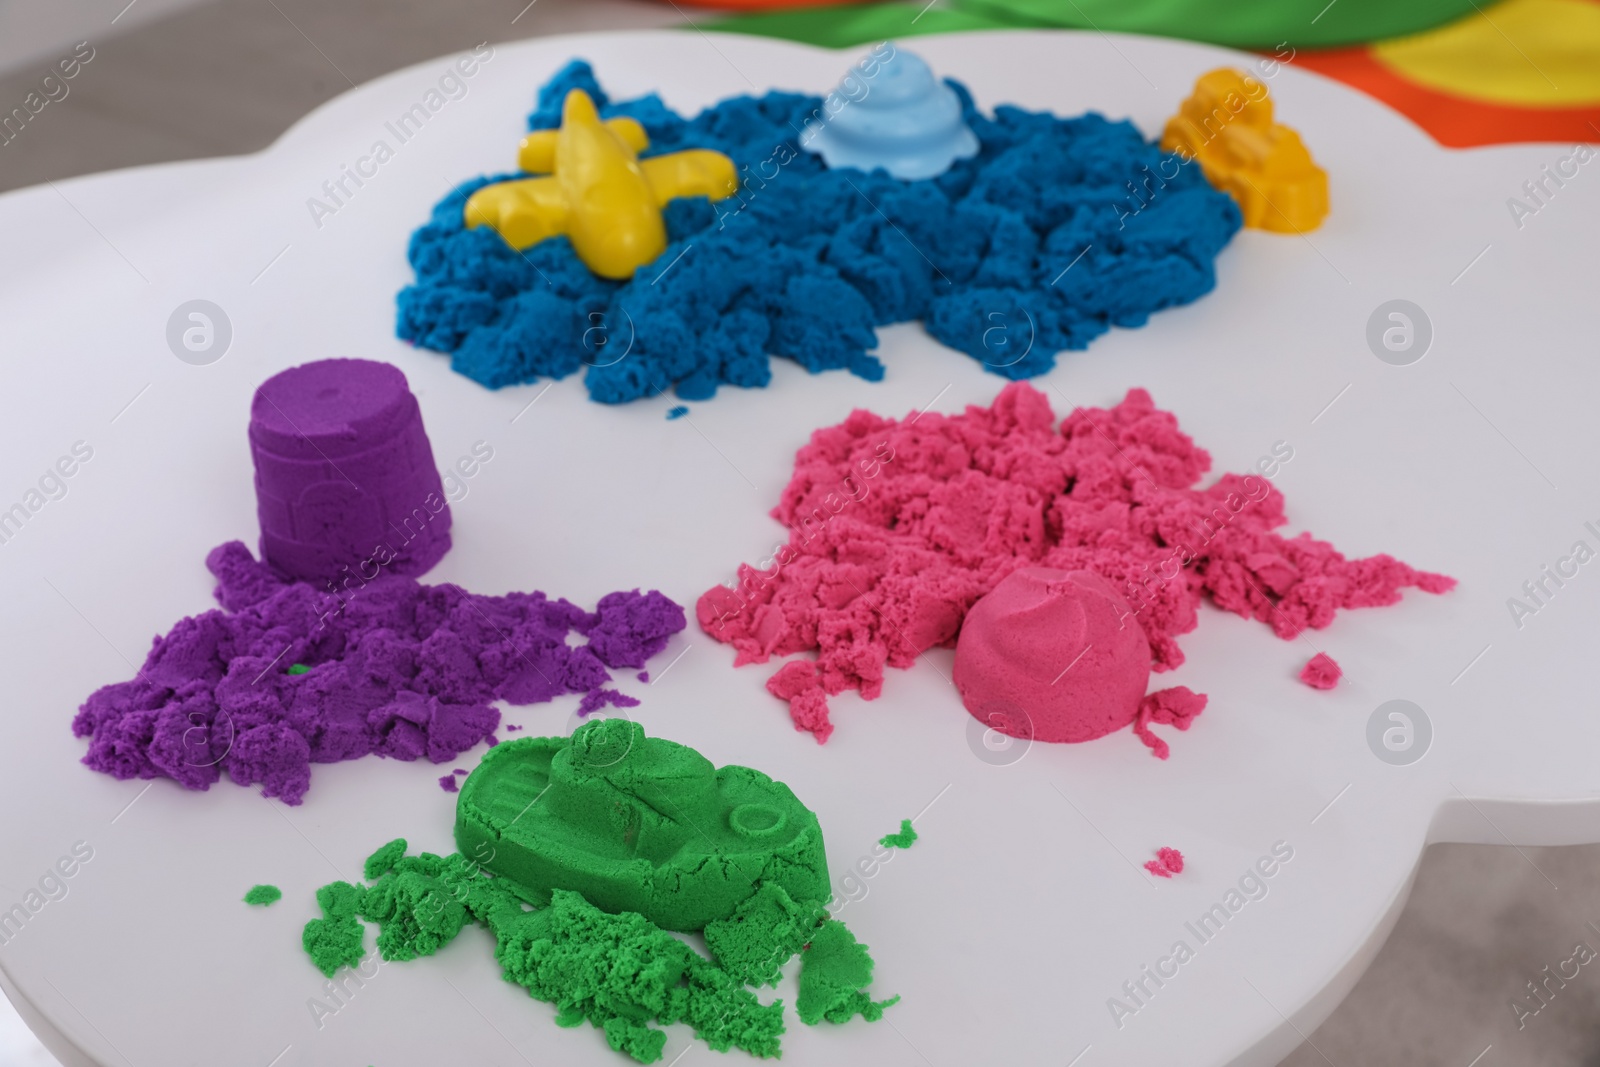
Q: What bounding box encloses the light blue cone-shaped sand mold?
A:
[801,46,979,181]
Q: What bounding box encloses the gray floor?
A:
[0,0,685,193]
[1282,843,1600,1067]
[3,2,1599,1064]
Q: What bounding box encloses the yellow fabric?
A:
[1373,0,1600,107]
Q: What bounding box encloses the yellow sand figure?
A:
[1161,69,1328,234]
[464,89,739,279]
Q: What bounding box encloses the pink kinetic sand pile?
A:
[697,383,1454,745]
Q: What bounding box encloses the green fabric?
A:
[706,2,1024,49]
[707,0,1483,50]
[961,0,1481,48]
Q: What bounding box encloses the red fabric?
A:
[672,0,859,7]
[1291,46,1600,148]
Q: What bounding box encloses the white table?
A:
[0,29,1595,1067]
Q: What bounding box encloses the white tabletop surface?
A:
[0,28,1596,1067]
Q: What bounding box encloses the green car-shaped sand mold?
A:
[455,717,830,931]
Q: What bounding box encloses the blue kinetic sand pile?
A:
[398,60,1241,404]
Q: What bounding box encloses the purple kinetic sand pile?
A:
[251,359,451,583]
[73,541,687,804]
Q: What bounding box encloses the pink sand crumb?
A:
[1133,687,1208,760]
[766,661,834,743]
[1145,847,1185,878]
[1299,653,1342,690]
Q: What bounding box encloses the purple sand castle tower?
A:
[249,359,451,583]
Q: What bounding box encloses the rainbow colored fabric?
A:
[709,0,1600,148]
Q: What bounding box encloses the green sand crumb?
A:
[703,881,824,988]
[286,663,310,675]
[879,819,917,849]
[300,839,894,1062]
[360,850,489,962]
[497,889,785,1061]
[797,919,899,1026]
[302,880,368,977]
[243,884,281,906]
[363,837,409,881]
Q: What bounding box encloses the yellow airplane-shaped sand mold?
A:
[464,89,739,280]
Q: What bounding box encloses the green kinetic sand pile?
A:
[300,720,896,1062]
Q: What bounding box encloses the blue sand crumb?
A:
[666,405,689,420]
[398,60,1240,403]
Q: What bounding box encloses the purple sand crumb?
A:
[576,688,643,718]
[585,591,685,668]
[486,734,500,747]
[439,774,459,793]
[637,671,649,683]
[72,541,687,805]
[505,724,523,732]
[453,768,468,775]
